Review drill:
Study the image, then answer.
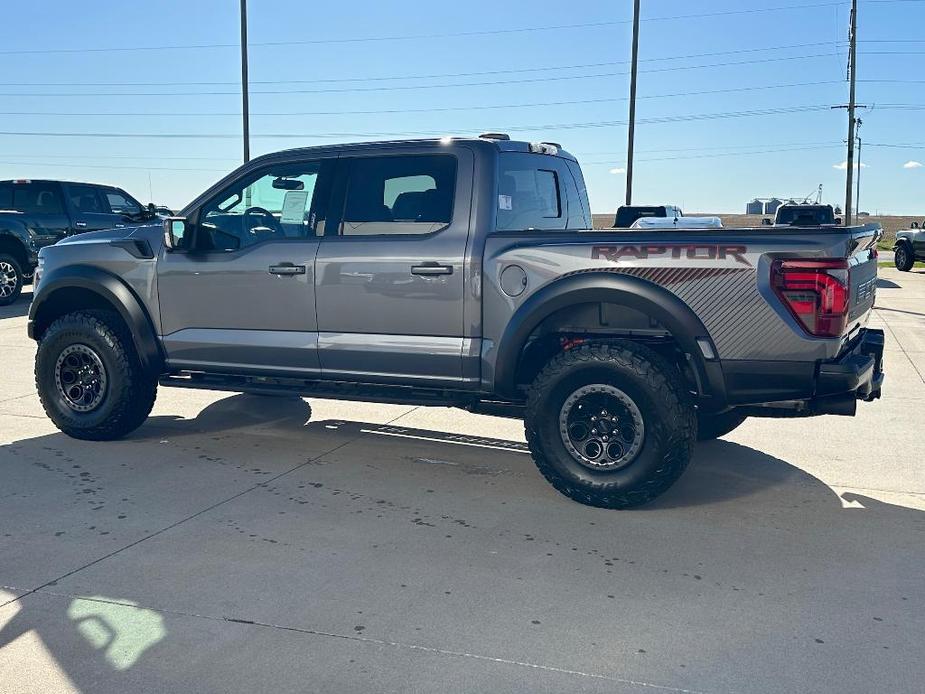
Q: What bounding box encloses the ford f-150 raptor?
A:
[28,135,885,509]
[0,179,155,305]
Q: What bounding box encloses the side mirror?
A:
[835,218,842,225]
[163,217,187,251]
[761,218,772,226]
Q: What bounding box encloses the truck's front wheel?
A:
[36,310,157,440]
[895,244,915,272]
[525,341,696,509]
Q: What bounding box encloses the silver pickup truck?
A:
[28,135,884,509]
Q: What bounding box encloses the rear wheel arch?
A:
[0,232,30,269]
[30,266,164,376]
[493,272,726,405]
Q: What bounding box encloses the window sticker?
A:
[280,190,309,224]
[498,194,513,211]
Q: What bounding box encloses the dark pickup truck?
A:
[29,136,885,509]
[0,179,155,304]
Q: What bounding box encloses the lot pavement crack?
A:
[7,406,420,606]
[18,591,711,694]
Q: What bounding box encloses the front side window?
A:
[340,155,456,236]
[68,184,106,213]
[496,154,565,231]
[0,184,12,209]
[196,161,323,251]
[105,189,142,216]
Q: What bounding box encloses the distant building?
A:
[764,198,782,215]
[746,199,764,215]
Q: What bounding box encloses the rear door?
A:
[5,181,70,246]
[314,147,474,387]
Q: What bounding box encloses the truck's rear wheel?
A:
[36,310,157,441]
[525,341,696,509]
[895,244,915,272]
[697,409,747,441]
[0,254,24,306]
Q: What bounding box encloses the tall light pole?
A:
[240,0,250,163]
[624,0,640,205]
[843,0,858,225]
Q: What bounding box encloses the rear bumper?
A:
[816,328,884,402]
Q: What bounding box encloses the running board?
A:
[158,372,482,408]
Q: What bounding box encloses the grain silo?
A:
[764,198,782,215]
[746,199,764,215]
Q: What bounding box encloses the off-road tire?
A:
[525,341,696,509]
[36,310,157,440]
[697,409,747,441]
[895,244,915,272]
[0,253,23,306]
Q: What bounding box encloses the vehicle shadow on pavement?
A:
[0,291,32,319]
[1,393,923,692]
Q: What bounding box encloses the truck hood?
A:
[54,222,162,246]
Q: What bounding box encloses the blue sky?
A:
[1,0,922,214]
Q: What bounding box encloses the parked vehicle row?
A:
[28,135,884,508]
[0,179,159,304]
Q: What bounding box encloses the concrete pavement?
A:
[1,270,923,693]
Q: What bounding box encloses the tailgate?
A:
[845,224,880,341]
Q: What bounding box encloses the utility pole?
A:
[843,0,858,225]
[240,0,250,163]
[624,0,640,205]
[855,119,863,218]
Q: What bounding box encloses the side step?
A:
[158,372,482,409]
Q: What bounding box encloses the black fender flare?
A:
[492,271,727,405]
[28,264,164,376]
[893,238,914,252]
[0,224,33,263]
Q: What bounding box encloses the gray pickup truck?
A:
[28,135,884,508]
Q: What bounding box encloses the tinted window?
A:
[8,183,64,214]
[565,160,593,229]
[198,161,325,251]
[341,155,456,236]
[496,154,565,231]
[68,184,106,213]
[0,184,11,209]
[775,206,835,226]
[105,189,141,215]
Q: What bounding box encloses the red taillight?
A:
[771,259,850,338]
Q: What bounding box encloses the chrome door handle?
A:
[268,263,306,276]
[75,221,87,228]
[411,263,453,276]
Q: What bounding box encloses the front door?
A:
[314,148,475,387]
[65,183,128,234]
[157,158,334,376]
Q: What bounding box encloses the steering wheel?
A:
[243,206,283,238]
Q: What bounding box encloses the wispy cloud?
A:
[903,160,923,169]
[609,167,626,175]
[832,160,868,170]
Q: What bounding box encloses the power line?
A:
[5,42,846,87]
[0,104,839,141]
[0,52,853,98]
[0,3,845,56]
[0,81,844,118]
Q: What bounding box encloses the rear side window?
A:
[0,184,11,209]
[340,154,456,236]
[496,154,566,231]
[8,183,64,214]
[68,184,106,213]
